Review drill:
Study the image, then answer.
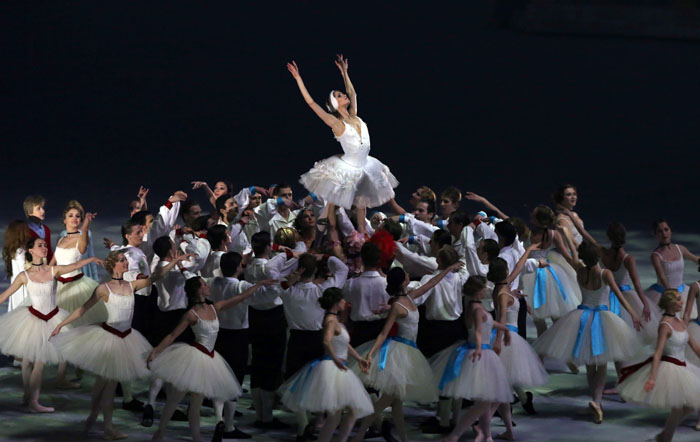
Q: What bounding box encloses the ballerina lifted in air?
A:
[288,55,398,210]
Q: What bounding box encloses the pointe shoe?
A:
[522,391,536,415]
[588,402,603,424]
[27,401,55,413]
[567,361,579,374]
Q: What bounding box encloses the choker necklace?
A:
[191,301,206,306]
[468,300,482,304]
[31,263,43,267]
[111,277,123,281]
[326,311,339,316]
[662,313,676,317]
[66,231,80,235]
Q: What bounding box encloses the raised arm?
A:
[365,303,403,362]
[464,192,509,220]
[132,254,193,291]
[51,285,106,336]
[0,273,28,305]
[287,61,345,135]
[683,282,699,324]
[561,209,598,247]
[386,198,407,216]
[191,181,216,207]
[335,54,357,116]
[407,261,463,300]
[506,242,541,285]
[679,244,700,265]
[137,185,149,211]
[77,212,96,254]
[53,256,103,277]
[214,280,276,312]
[147,311,196,367]
[604,270,642,331]
[624,254,651,322]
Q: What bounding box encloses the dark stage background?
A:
[2,1,698,231]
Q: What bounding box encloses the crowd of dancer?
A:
[2,56,700,442]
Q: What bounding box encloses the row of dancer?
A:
[2,54,700,442]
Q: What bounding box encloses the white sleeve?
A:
[228,222,252,254]
[319,256,349,290]
[523,258,540,275]
[403,214,438,237]
[180,235,212,273]
[233,186,253,208]
[395,243,438,278]
[150,201,181,241]
[463,226,489,277]
[265,253,299,280]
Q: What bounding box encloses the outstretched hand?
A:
[465,192,486,204]
[335,54,349,73]
[287,61,300,79]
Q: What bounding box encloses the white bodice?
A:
[580,270,610,307]
[611,254,633,288]
[192,305,220,352]
[655,245,685,288]
[503,293,520,327]
[468,311,493,346]
[394,301,419,342]
[335,119,370,167]
[54,243,83,277]
[24,270,57,314]
[329,322,350,360]
[529,233,554,260]
[661,322,688,361]
[105,282,135,332]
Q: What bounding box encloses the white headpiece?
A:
[328,91,338,112]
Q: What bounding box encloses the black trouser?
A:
[285,329,324,380]
[417,317,466,359]
[349,318,386,348]
[132,285,158,340]
[215,328,249,385]
[249,305,287,391]
[518,297,528,339]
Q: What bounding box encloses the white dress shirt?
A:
[154,260,196,311]
[412,267,470,321]
[394,242,438,278]
[244,253,298,310]
[343,270,390,322]
[208,276,254,329]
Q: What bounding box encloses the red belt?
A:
[101,322,132,338]
[29,306,59,321]
[189,342,215,358]
[57,273,84,283]
[619,355,686,384]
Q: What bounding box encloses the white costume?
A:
[300,118,398,210]
[54,241,106,327]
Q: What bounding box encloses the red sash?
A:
[618,355,686,384]
[101,322,132,338]
[189,342,215,358]
[57,273,84,283]
[29,306,59,321]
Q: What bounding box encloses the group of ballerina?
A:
[2,55,700,442]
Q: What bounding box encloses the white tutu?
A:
[56,277,107,327]
[522,263,580,321]
[687,321,700,366]
[351,338,438,403]
[0,306,68,364]
[51,324,152,382]
[545,251,582,304]
[615,289,661,345]
[429,341,513,403]
[300,154,398,210]
[533,307,640,365]
[280,357,374,417]
[496,333,549,388]
[149,343,241,401]
[618,358,700,409]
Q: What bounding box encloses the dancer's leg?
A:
[27,361,53,412]
[443,401,490,442]
[317,410,343,442]
[351,394,394,442]
[102,380,127,440]
[188,393,204,442]
[152,385,186,441]
[337,409,357,442]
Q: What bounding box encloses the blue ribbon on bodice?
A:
[533,262,567,310]
[609,284,631,316]
[378,336,417,371]
[695,318,700,326]
[650,283,685,294]
[573,305,609,359]
[290,355,345,392]
[438,342,492,389]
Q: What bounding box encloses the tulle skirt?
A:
[56,277,107,327]
[51,324,152,382]
[546,251,583,304]
[0,306,68,364]
[280,358,374,417]
[351,339,438,403]
[532,307,640,366]
[149,343,241,401]
[616,289,662,345]
[299,154,399,210]
[496,333,549,388]
[619,359,700,409]
[522,263,580,321]
[429,341,513,403]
